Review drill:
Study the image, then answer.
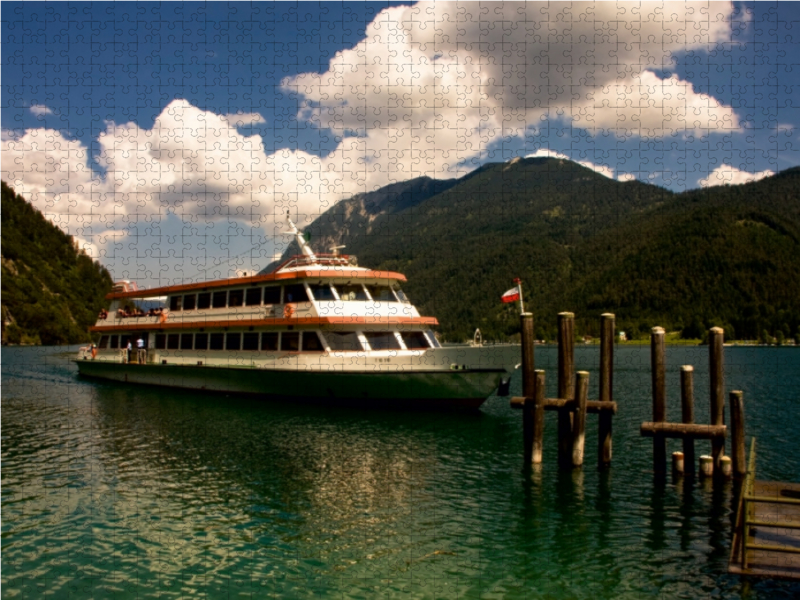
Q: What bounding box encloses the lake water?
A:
[3,344,800,599]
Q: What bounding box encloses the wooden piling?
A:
[709,327,725,472]
[571,371,589,468]
[672,451,685,475]
[700,455,714,478]
[557,312,575,469]
[651,327,667,474]
[598,313,615,469]
[680,365,696,475]
[521,313,535,463]
[720,455,733,478]
[730,390,746,477]
[531,370,546,464]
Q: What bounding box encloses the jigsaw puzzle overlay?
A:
[3,2,800,598]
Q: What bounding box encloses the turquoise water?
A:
[3,344,800,599]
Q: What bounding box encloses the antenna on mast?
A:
[286,211,317,261]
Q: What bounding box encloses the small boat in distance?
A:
[75,213,520,409]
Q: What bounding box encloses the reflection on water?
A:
[3,345,800,598]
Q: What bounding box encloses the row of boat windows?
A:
[168,283,407,312]
[97,330,435,352]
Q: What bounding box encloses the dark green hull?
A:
[75,359,508,409]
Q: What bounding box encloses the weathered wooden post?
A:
[680,365,696,475]
[531,370,546,463]
[730,390,746,477]
[598,313,615,469]
[572,371,589,467]
[557,312,575,468]
[651,327,667,474]
[709,327,725,472]
[672,451,685,475]
[521,313,535,463]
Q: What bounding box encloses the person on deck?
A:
[137,336,146,364]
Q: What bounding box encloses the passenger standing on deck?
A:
[137,336,146,364]
[126,340,132,363]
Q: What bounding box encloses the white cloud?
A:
[30,104,53,116]
[285,0,741,182]
[222,112,267,127]
[698,164,774,187]
[618,173,637,182]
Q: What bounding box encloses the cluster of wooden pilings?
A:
[510,312,618,470]
[640,326,747,479]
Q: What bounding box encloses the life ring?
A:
[283,304,295,318]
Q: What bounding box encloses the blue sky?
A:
[3,1,799,290]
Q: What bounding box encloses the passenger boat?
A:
[75,214,520,409]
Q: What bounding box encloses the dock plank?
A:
[729,480,800,580]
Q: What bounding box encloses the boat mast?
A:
[286,211,317,261]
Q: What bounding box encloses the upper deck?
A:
[106,255,406,301]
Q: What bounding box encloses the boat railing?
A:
[273,254,357,271]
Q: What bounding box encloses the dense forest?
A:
[1,181,113,345]
[274,158,800,343]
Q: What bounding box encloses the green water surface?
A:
[3,345,800,599]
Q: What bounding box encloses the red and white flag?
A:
[501,286,521,303]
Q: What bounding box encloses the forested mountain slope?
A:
[274,158,800,342]
[1,181,113,345]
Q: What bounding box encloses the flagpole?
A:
[515,278,525,315]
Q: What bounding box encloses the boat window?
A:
[99,335,109,349]
[197,292,211,309]
[209,333,225,350]
[212,291,227,308]
[301,331,325,352]
[261,332,279,351]
[325,331,363,351]
[155,334,166,349]
[245,287,262,306]
[242,332,259,350]
[335,284,368,301]
[281,332,300,351]
[402,331,430,349]
[308,284,336,301]
[283,284,308,303]
[393,286,410,303]
[194,333,208,350]
[226,332,241,350]
[167,334,180,350]
[110,335,119,349]
[170,295,182,311]
[228,289,244,307]
[263,286,281,304]
[183,294,196,311]
[366,286,397,302]
[425,330,441,348]
[180,333,194,350]
[364,332,401,350]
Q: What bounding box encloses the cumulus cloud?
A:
[30,104,53,116]
[286,1,741,178]
[698,164,774,187]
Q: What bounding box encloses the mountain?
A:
[260,175,460,272]
[269,158,800,342]
[1,181,114,345]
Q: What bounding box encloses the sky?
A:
[3,1,800,290]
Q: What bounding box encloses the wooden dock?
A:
[729,441,800,580]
